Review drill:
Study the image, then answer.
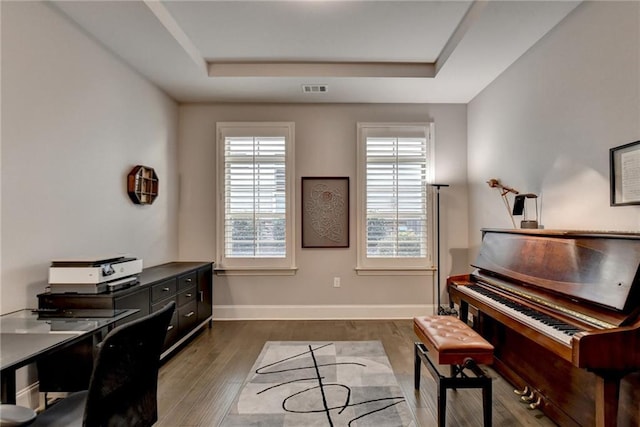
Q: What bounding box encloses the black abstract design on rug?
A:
[254,343,407,427]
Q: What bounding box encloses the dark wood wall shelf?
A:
[127,165,158,205]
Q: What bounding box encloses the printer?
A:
[49,256,143,294]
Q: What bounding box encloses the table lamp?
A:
[513,193,539,229]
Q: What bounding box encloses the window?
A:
[356,122,434,273]
[216,122,295,273]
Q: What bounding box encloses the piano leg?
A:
[594,373,621,427]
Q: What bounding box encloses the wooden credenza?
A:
[37,261,213,392]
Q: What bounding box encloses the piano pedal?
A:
[521,390,536,403]
[513,385,529,396]
[528,396,543,410]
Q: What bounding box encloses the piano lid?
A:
[471,229,640,313]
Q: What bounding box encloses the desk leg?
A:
[1,368,16,404]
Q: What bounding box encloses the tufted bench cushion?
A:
[414,316,494,366]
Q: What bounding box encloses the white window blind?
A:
[366,136,428,257]
[216,122,295,272]
[356,123,433,271]
[224,136,286,258]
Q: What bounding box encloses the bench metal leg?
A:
[414,341,422,389]
[437,381,447,427]
[483,380,492,427]
[414,342,493,427]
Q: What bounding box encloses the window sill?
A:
[355,267,435,276]
[214,267,298,276]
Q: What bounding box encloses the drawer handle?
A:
[185,278,192,283]
[199,290,204,301]
[186,293,193,298]
[167,325,174,331]
[185,311,195,318]
[162,287,170,292]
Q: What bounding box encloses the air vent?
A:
[302,84,328,94]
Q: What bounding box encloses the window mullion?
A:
[395,138,399,257]
[252,137,257,257]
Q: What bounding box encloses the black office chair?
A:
[29,301,175,427]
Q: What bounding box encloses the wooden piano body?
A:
[448,229,640,427]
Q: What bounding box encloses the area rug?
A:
[221,341,416,427]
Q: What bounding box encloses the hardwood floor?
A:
[156,320,557,426]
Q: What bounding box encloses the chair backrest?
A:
[82,301,175,427]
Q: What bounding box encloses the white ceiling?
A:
[51,0,581,104]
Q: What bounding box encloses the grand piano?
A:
[447,229,640,427]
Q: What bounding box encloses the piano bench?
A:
[414,316,494,427]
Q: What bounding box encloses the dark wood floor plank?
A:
[156,320,557,427]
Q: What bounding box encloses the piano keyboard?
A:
[458,284,584,345]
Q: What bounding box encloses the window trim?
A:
[215,122,296,273]
[356,122,435,273]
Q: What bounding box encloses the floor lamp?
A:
[430,184,457,316]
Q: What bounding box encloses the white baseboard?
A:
[16,382,40,410]
[213,304,435,320]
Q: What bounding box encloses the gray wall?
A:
[177,103,469,318]
[1,1,179,314]
[467,1,640,258]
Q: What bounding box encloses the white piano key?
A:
[457,285,578,345]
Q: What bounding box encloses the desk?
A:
[0,308,138,403]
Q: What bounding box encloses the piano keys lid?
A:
[472,229,640,314]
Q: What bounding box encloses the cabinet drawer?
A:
[178,272,197,291]
[151,298,176,314]
[177,286,197,307]
[165,311,178,347]
[178,301,198,333]
[39,294,114,310]
[151,279,177,303]
[152,302,178,347]
[114,288,150,326]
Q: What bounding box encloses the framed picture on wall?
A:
[610,140,640,206]
[301,177,349,248]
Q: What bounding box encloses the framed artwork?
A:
[301,177,349,248]
[610,140,640,206]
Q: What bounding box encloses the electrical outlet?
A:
[333,277,341,288]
